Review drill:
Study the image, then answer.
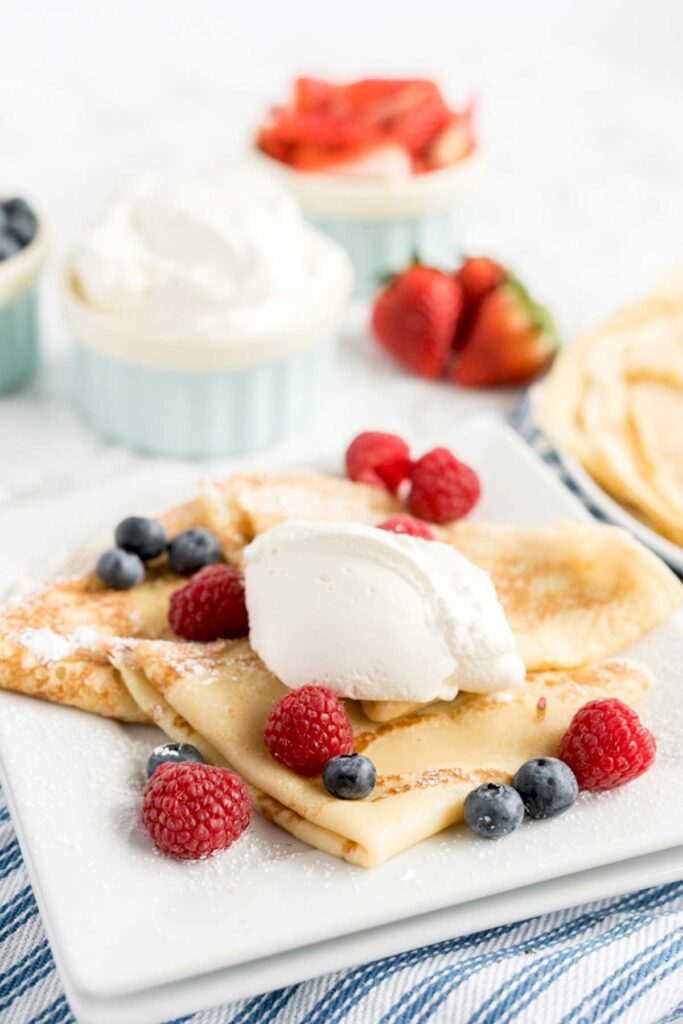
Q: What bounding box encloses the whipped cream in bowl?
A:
[64,168,352,370]
[60,169,353,457]
[244,520,524,704]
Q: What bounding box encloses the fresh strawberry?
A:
[452,278,557,387]
[428,104,476,168]
[453,257,507,349]
[457,257,507,307]
[372,265,464,379]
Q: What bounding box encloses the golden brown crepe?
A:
[534,278,683,545]
[1,476,679,724]
[115,638,652,867]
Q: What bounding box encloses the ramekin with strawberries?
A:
[371,256,558,387]
[256,77,479,297]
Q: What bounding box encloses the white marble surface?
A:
[1,0,682,580]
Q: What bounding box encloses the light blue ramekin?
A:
[306,211,459,298]
[60,237,352,459]
[73,340,335,458]
[260,155,480,299]
[0,231,47,394]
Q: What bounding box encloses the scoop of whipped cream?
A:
[72,168,346,341]
[244,520,525,703]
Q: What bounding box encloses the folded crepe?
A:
[114,638,652,867]
[534,281,683,545]
[0,573,180,721]
[0,473,679,723]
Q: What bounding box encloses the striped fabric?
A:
[3,411,683,1023]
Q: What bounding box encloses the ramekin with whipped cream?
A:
[60,170,353,457]
[0,199,47,394]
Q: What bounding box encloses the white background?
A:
[1,0,682,581]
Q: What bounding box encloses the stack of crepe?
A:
[534,274,683,546]
[1,473,680,867]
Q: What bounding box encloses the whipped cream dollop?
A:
[71,168,349,342]
[244,521,525,703]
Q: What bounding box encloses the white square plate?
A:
[1,418,682,1024]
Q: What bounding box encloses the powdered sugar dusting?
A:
[17,625,103,662]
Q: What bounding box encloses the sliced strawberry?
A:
[372,265,464,379]
[292,140,411,177]
[389,91,450,154]
[343,79,439,122]
[457,257,507,304]
[427,103,476,168]
[293,77,342,112]
[453,256,507,349]
[259,109,377,150]
[452,279,558,388]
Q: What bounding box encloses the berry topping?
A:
[323,753,377,800]
[0,233,21,261]
[557,699,656,791]
[115,516,168,561]
[372,265,464,379]
[146,741,204,780]
[264,685,354,777]
[168,528,222,576]
[345,431,412,493]
[464,782,524,839]
[257,77,475,175]
[408,447,481,523]
[142,761,250,860]
[4,198,37,246]
[512,757,578,819]
[96,547,144,590]
[377,514,435,540]
[0,197,37,261]
[168,564,249,642]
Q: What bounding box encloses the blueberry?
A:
[146,741,204,779]
[323,753,376,799]
[169,528,221,575]
[115,516,168,561]
[4,198,37,246]
[96,547,145,590]
[513,757,579,819]
[0,232,21,261]
[464,782,524,839]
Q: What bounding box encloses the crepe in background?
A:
[534,278,683,544]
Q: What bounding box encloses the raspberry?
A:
[142,762,251,859]
[377,514,435,540]
[168,564,248,641]
[408,448,481,523]
[557,699,656,791]
[264,685,354,776]
[345,431,412,493]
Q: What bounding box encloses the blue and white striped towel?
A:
[3,788,683,1024]
[3,413,683,1024]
